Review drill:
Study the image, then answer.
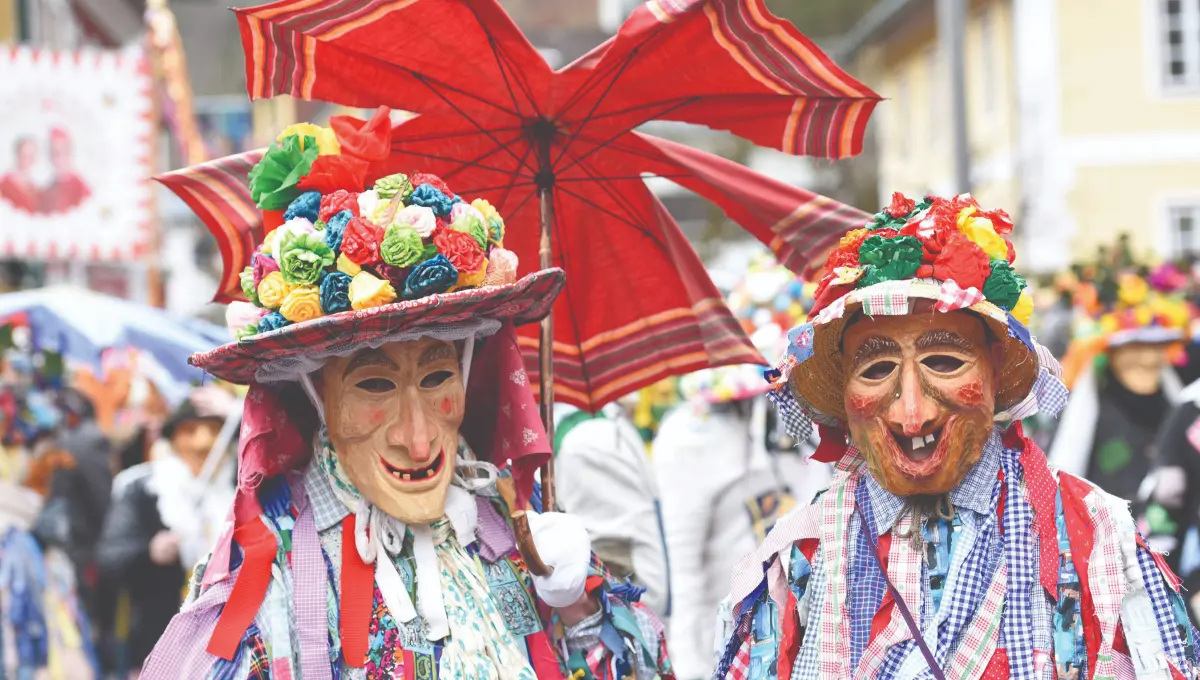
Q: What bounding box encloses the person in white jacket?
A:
[553,402,671,617]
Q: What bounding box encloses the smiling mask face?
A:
[321,338,465,523]
[841,309,998,497]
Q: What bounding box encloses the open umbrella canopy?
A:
[0,286,229,384]
[159,0,877,410]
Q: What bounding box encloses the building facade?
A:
[845,0,1200,273]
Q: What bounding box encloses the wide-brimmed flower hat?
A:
[195,106,565,385]
[767,192,1067,455]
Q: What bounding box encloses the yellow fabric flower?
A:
[1098,313,1119,334]
[1117,274,1149,307]
[279,285,322,323]
[256,271,293,310]
[349,272,397,310]
[1011,290,1034,326]
[278,123,340,156]
[838,228,869,251]
[1134,306,1153,326]
[337,253,362,276]
[959,215,1008,261]
[456,258,488,288]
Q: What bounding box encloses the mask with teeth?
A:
[841,307,1000,497]
[321,338,465,523]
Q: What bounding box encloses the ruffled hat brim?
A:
[191,268,565,384]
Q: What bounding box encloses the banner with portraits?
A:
[0,47,153,261]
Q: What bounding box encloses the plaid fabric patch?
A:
[1136,543,1190,670]
[1083,489,1128,679]
[946,563,1009,679]
[1000,367,1069,422]
[859,280,913,317]
[849,482,888,668]
[935,280,985,313]
[728,639,752,680]
[854,512,922,679]
[767,387,814,443]
[999,447,1038,680]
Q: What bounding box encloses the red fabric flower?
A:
[885,191,916,218]
[298,155,369,195]
[1006,240,1016,264]
[931,233,991,290]
[811,280,854,317]
[341,217,385,265]
[317,189,360,223]
[330,106,391,161]
[826,248,860,270]
[411,173,452,197]
[433,228,485,274]
[978,207,1014,235]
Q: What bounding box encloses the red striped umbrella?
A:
[159,0,877,506]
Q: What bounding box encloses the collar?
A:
[863,428,1004,535]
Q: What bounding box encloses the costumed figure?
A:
[98,385,237,676]
[553,400,671,617]
[1049,262,1192,506]
[714,193,1198,680]
[655,259,830,680]
[0,381,98,679]
[141,108,672,680]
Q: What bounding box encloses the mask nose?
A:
[885,362,938,437]
[387,387,434,462]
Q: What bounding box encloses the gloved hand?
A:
[525,511,592,608]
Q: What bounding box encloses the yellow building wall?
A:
[1067,163,1200,261]
[1057,0,1200,136]
[0,0,14,43]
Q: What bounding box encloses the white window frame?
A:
[1168,203,1200,260]
[1152,0,1200,95]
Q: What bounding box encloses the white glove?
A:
[525,511,592,608]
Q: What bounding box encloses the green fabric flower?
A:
[235,323,260,341]
[239,266,260,305]
[278,232,335,285]
[248,135,319,211]
[374,173,413,201]
[856,235,922,285]
[380,225,425,268]
[421,242,439,260]
[982,260,1027,309]
[452,214,488,251]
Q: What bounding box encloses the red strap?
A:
[401,649,416,680]
[811,424,849,463]
[526,630,566,680]
[206,519,277,660]
[1059,473,1102,676]
[340,515,374,668]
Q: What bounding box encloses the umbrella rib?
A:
[414,76,530,169]
[554,18,674,118]
[453,180,540,195]
[553,183,664,251]
[386,146,524,176]
[390,125,526,146]
[553,97,698,177]
[501,187,539,226]
[554,173,689,182]
[558,149,664,249]
[469,3,537,121]
[551,46,642,171]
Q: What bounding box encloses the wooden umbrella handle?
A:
[496,476,553,577]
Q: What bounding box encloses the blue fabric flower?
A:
[408,184,455,218]
[256,311,290,334]
[319,271,353,314]
[324,210,353,254]
[403,254,458,299]
[283,190,322,223]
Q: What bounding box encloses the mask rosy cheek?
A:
[848,393,884,418]
[955,379,984,408]
[440,397,454,416]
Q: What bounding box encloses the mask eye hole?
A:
[921,355,966,373]
[355,378,396,393]
[420,370,455,389]
[860,361,898,381]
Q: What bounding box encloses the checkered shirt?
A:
[1136,533,1190,670]
[998,446,1038,680]
[849,481,888,668]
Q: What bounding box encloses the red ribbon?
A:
[339,515,374,668]
[206,519,278,660]
[811,424,849,463]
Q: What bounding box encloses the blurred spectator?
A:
[97,387,235,677]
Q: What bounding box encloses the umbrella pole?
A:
[537,132,556,514]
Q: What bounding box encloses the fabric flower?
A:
[349,272,398,310]
[283,191,322,223]
[838,228,870,252]
[380,225,425,268]
[856,235,923,286]
[482,248,518,286]
[256,271,294,309]
[279,285,323,323]
[884,192,916,218]
[278,123,340,155]
[371,263,412,291]
[930,233,991,291]
[1011,290,1034,326]
[374,173,413,201]
[976,207,1014,236]
[226,301,264,334]
[235,324,260,341]
[336,253,362,276]
[239,266,259,305]
[319,190,360,223]
[471,198,505,246]
[450,209,488,251]
[325,210,353,254]
[1118,274,1149,307]
[957,206,1009,261]
[341,217,385,266]
[403,255,458,299]
[409,173,451,196]
[433,228,485,281]
[278,233,335,285]
[261,218,316,257]
[319,271,353,314]
[248,135,319,211]
[297,155,369,195]
[982,260,1027,309]
[252,252,280,290]
[392,205,437,238]
[256,311,290,334]
[357,189,389,227]
[409,184,455,218]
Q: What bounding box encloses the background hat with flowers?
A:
[767,192,1068,460]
